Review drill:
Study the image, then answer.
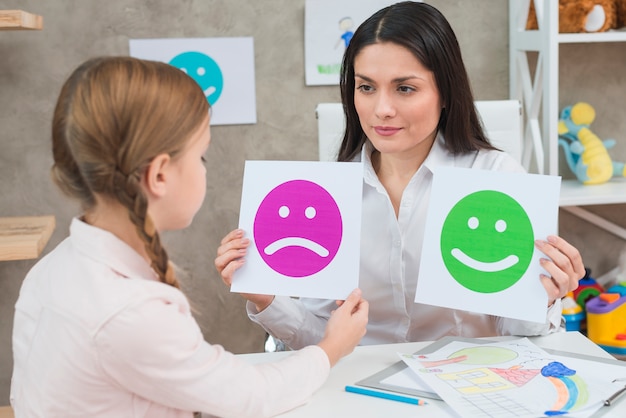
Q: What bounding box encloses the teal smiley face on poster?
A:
[169,51,223,105]
[440,190,534,293]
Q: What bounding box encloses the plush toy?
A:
[526,0,626,33]
[618,0,626,26]
[558,102,626,185]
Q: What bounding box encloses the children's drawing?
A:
[335,17,354,49]
[400,338,625,418]
[541,362,589,414]
[304,0,402,85]
[415,167,561,323]
[253,179,343,277]
[231,161,363,300]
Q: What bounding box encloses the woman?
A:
[216,2,583,348]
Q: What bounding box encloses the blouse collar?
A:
[69,217,159,281]
[359,132,452,188]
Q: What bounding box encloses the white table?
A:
[238,332,626,417]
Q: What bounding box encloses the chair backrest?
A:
[474,100,522,164]
[315,100,523,165]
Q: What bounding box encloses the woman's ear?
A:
[142,153,171,198]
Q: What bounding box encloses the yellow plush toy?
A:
[526,0,626,33]
[558,102,626,185]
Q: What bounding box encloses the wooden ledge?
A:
[0,10,43,30]
[0,216,55,261]
[0,405,13,418]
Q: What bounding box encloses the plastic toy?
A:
[562,291,585,331]
[586,292,626,356]
[607,282,626,297]
[572,268,605,310]
[605,282,626,296]
[558,102,626,185]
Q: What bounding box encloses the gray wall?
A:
[1,0,625,404]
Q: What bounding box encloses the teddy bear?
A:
[618,0,626,27]
[526,0,626,33]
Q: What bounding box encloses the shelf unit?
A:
[509,0,626,243]
[0,10,51,264]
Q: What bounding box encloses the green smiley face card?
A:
[415,167,561,323]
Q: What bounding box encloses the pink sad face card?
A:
[231,160,363,300]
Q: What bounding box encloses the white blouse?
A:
[11,218,329,418]
[248,134,563,349]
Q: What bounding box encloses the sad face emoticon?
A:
[440,190,534,293]
[253,180,342,278]
[169,51,223,105]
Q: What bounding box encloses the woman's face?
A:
[353,42,443,158]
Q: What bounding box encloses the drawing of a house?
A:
[437,366,540,395]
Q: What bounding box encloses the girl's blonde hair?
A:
[51,56,209,289]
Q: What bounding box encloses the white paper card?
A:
[415,167,561,323]
[232,161,363,300]
[129,37,256,125]
[304,0,402,85]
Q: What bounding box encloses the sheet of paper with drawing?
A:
[304,0,402,86]
[415,167,561,323]
[231,160,363,300]
[399,337,626,418]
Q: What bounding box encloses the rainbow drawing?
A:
[542,361,589,415]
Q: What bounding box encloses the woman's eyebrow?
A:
[355,73,425,83]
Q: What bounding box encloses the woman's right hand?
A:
[215,228,275,312]
[317,289,369,367]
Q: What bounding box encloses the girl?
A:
[216,2,584,348]
[11,56,368,418]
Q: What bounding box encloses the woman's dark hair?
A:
[337,1,495,161]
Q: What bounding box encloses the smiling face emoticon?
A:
[253,180,343,278]
[440,190,534,293]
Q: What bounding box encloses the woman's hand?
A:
[215,229,274,312]
[535,235,585,307]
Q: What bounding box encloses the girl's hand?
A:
[317,289,369,367]
[535,235,585,306]
[215,229,274,312]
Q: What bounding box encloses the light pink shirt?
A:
[248,135,563,349]
[11,218,329,418]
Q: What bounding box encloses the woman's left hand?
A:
[535,235,585,307]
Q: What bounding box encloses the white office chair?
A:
[315,100,523,166]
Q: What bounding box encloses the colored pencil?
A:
[345,385,427,406]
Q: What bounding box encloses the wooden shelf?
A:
[0,10,43,31]
[0,405,13,418]
[0,216,55,261]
